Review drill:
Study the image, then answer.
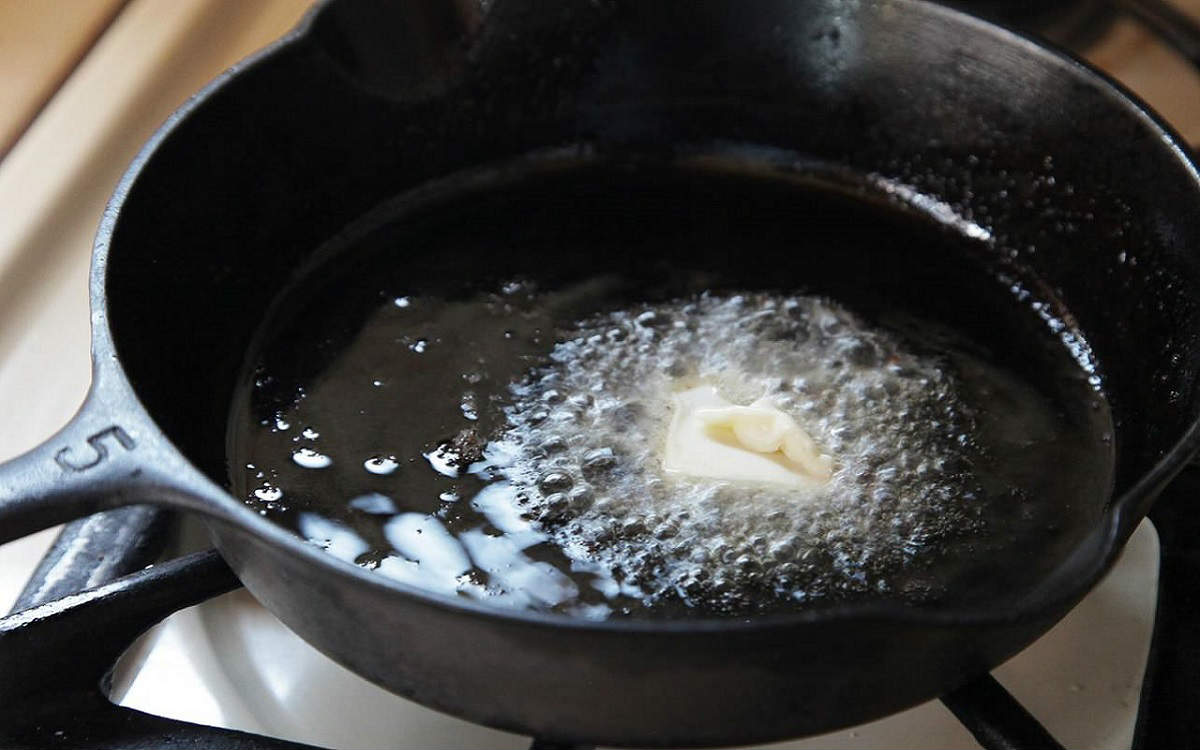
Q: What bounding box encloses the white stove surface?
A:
[97,517,1159,750]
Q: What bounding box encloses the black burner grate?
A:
[0,509,316,749]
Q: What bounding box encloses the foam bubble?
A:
[474,292,981,614]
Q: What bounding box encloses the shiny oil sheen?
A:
[227,157,1115,619]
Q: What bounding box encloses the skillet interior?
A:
[95,0,1200,743]
[226,148,1118,618]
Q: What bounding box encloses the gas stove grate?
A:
[0,508,313,750]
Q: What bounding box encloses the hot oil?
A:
[227,156,1114,619]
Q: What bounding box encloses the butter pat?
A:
[663,385,833,487]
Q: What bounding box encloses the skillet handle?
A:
[0,388,190,546]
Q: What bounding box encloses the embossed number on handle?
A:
[55,426,136,473]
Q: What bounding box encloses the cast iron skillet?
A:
[3,0,1200,745]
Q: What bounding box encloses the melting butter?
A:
[663,385,833,487]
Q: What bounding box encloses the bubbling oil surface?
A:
[228,158,1114,619]
[488,290,988,613]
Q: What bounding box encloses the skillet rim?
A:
[91,0,1200,634]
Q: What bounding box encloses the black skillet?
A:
[3,0,1200,745]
